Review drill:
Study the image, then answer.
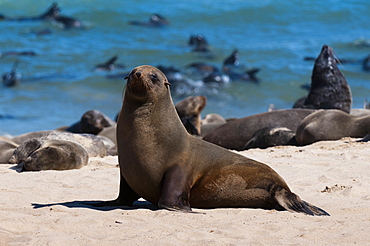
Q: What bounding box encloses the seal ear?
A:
[124,76,128,80]
[165,82,171,87]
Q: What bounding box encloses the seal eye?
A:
[150,73,159,82]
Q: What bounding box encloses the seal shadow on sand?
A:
[31,200,159,212]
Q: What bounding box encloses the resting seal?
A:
[202,109,315,150]
[93,65,329,216]
[9,139,88,171]
[243,127,297,150]
[60,109,116,135]
[296,109,370,145]
[11,130,106,157]
[0,136,19,163]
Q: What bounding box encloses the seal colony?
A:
[93,65,329,216]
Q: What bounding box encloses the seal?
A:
[128,14,169,27]
[293,45,352,113]
[91,65,329,216]
[200,113,227,137]
[11,130,107,157]
[9,139,88,171]
[175,95,207,135]
[2,60,21,87]
[202,109,316,151]
[94,55,125,71]
[0,136,19,163]
[296,109,370,145]
[60,109,116,135]
[243,127,297,150]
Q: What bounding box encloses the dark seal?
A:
[202,109,316,150]
[293,45,352,113]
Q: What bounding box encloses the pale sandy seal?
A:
[92,65,329,216]
[296,109,370,145]
[10,139,88,171]
[0,136,19,163]
[11,130,106,157]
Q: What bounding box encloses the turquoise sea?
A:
[0,0,369,135]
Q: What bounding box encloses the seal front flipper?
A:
[87,173,140,207]
[158,165,192,212]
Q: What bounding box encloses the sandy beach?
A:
[0,138,369,245]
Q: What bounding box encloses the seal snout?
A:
[135,71,142,78]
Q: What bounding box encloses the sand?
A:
[0,138,369,245]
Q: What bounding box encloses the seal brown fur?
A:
[296,109,370,145]
[175,95,207,135]
[202,109,315,150]
[94,65,329,216]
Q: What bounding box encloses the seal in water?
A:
[91,65,329,216]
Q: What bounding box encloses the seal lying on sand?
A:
[59,110,116,135]
[11,130,107,157]
[293,45,352,113]
[243,127,297,150]
[9,139,88,171]
[175,95,207,135]
[202,109,315,150]
[296,109,370,145]
[92,65,329,216]
[0,136,19,163]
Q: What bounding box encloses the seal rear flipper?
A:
[158,165,192,212]
[302,201,330,216]
[273,186,330,216]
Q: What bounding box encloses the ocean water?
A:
[0,0,370,136]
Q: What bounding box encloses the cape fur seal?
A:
[202,109,316,150]
[9,139,88,171]
[11,130,106,157]
[60,110,116,135]
[92,65,329,216]
[0,136,19,163]
[243,127,297,150]
[175,95,207,135]
[296,109,370,145]
[293,45,352,113]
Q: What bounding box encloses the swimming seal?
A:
[296,109,370,145]
[92,65,329,216]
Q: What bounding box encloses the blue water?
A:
[0,0,370,135]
